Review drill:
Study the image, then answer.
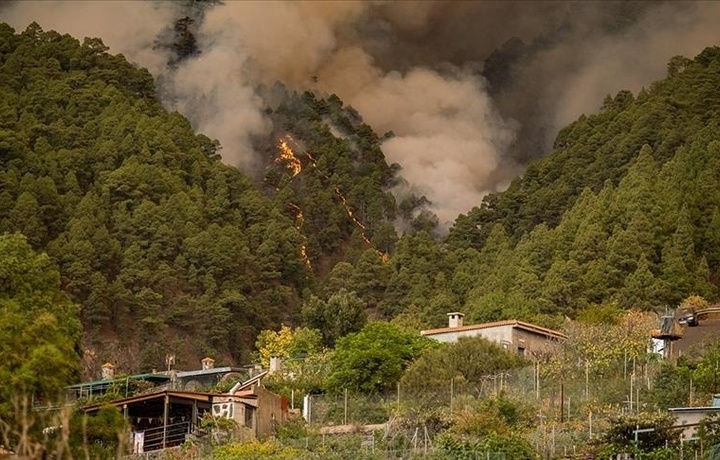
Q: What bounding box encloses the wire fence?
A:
[128,355,675,459]
[295,356,670,459]
[305,359,664,425]
[266,434,512,460]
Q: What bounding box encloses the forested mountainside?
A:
[259,88,403,266]
[4,20,720,375]
[0,23,313,371]
[451,49,720,245]
[437,47,720,321]
[0,22,410,373]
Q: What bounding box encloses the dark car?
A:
[676,306,699,327]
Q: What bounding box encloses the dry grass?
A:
[0,394,115,460]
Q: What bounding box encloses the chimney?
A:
[269,357,282,374]
[448,312,465,328]
[165,353,176,371]
[713,394,720,407]
[101,362,115,380]
[201,357,215,370]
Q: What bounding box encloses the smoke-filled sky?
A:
[4,1,720,227]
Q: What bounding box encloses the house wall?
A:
[670,408,720,440]
[428,325,514,345]
[212,396,256,441]
[511,328,562,358]
[233,404,255,442]
[255,386,287,438]
[426,325,561,358]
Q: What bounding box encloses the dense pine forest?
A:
[3,21,720,373]
[6,13,720,458]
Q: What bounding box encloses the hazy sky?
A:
[4,1,720,226]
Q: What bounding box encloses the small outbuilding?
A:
[82,390,213,452]
[668,395,720,442]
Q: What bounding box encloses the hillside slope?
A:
[451,48,720,245]
[383,47,720,326]
[0,22,412,375]
[0,23,313,373]
[5,20,720,373]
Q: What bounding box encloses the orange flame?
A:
[334,186,366,232]
[286,201,311,268]
[278,135,387,257]
[276,136,302,177]
[300,245,311,268]
[288,202,304,227]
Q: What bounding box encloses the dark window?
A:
[245,406,254,428]
[517,347,525,356]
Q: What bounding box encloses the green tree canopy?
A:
[401,336,527,402]
[326,322,433,394]
[255,325,323,368]
[0,233,81,448]
[301,289,367,346]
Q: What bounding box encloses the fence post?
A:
[450,377,454,414]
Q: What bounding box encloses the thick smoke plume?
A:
[4,1,720,227]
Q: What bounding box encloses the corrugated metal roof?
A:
[229,370,268,394]
[175,366,244,378]
[67,373,170,390]
[81,389,215,412]
[669,406,720,412]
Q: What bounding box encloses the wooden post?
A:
[192,400,197,430]
[585,360,589,400]
[162,393,169,449]
[450,377,454,414]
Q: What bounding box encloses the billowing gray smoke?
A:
[4,1,720,227]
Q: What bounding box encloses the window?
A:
[244,406,254,428]
[517,347,525,356]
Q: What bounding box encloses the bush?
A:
[212,440,301,460]
[275,418,310,440]
[435,431,536,459]
[69,405,129,459]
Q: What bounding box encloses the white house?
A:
[669,396,720,442]
[421,312,566,358]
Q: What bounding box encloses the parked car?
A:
[676,306,699,327]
